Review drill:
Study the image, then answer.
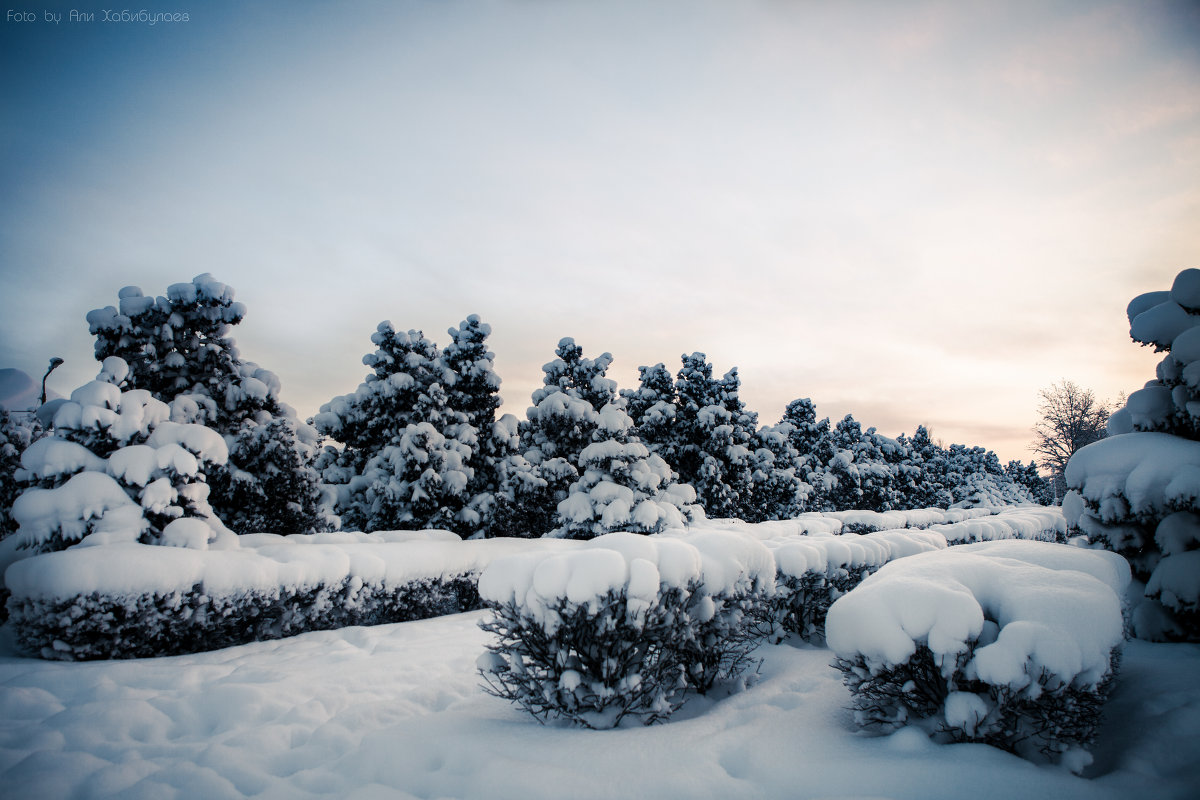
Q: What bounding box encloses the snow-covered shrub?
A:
[7,562,479,661]
[1067,268,1200,641]
[762,531,943,643]
[477,531,775,727]
[3,531,500,660]
[9,361,233,554]
[828,542,1129,770]
[553,405,698,539]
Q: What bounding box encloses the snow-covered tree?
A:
[903,425,954,509]
[314,323,476,534]
[1067,268,1200,641]
[439,315,508,530]
[533,337,617,413]
[779,398,837,511]
[486,338,616,538]
[10,358,234,553]
[747,422,806,522]
[1,409,42,541]
[671,353,757,519]
[553,405,698,539]
[1007,459,1053,505]
[620,362,678,461]
[87,275,328,535]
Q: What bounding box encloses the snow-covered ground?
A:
[1,609,1197,800]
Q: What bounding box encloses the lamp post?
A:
[39,357,63,407]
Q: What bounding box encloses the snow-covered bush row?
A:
[1066,268,1200,642]
[4,532,571,660]
[761,529,947,643]
[695,505,1061,544]
[476,531,775,728]
[750,508,1063,644]
[828,542,1129,771]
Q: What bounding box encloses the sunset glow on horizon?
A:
[2,0,1198,465]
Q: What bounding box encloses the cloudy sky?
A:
[2,0,1198,464]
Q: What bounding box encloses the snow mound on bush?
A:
[827,542,1125,688]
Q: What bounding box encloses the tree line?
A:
[0,274,1050,544]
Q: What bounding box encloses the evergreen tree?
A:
[672,353,756,519]
[778,398,836,510]
[489,338,616,538]
[87,274,328,535]
[554,405,698,539]
[314,323,476,534]
[1006,459,1052,505]
[9,359,233,553]
[906,425,954,508]
[438,315,507,532]
[747,422,805,522]
[0,409,42,541]
[619,363,678,461]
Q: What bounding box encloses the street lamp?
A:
[40,357,63,407]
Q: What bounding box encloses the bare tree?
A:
[1031,380,1110,495]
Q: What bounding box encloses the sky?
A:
[1,0,1198,465]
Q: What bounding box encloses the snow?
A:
[0,614,1196,800]
[1065,432,1200,517]
[5,534,575,602]
[1170,267,1200,311]
[827,542,1125,689]
[17,438,107,481]
[10,472,147,548]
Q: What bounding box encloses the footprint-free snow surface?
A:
[1,612,1197,800]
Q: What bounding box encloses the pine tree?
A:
[9,359,233,553]
[671,353,756,519]
[747,422,805,522]
[1006,459,1052,505]
[314,323,476,534]
[0,409,42,542]
[489,338,616,538]
[438,315,507,532]
[620,363,678,461]
[906,425,954,508]
[87,275,328,535]
[554,405,697,539]
[778,398,837,511]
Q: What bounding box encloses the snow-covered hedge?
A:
[715,506,1063,644]
[476,531,775,728]
[3,505,1064,662]
[3,532,556,660]
[827,541,1129,771]
[762,530,945,643]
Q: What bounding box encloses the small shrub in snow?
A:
[477,531,774,727]
[827,542,1128,769]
